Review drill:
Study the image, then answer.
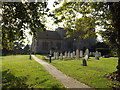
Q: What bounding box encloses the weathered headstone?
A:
[60,53,63,60]
[95,51,99,60]
[50,50,52,55]
[93,52,95,57]
[54,52,56,59]
[82,59,87,66]
[80,50,83,57]
[68,51,71,58]
[90,52,92,56]
[65,51,67,58]
[76,49,79,60]
[98,52,101,57]
[73,51,75,57]
[56,52,59,59]
[71,53,73,58]
[85,49,89,57]
[84,55,89,61]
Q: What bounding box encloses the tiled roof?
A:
[37,30,62,40]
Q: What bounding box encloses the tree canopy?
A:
[2,2,49,49]
[53,1,120,77]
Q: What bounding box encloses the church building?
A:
[31,27,96,54]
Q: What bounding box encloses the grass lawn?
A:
[36,55,120,88]
[1,55,64,89]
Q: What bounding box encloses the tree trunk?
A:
[117,46,120,76]
[108,2,120,77]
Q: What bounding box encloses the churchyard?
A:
[36,48,120,88]
[2,48,120,89]
[1,55,64,89]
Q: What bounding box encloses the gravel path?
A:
[32,55,93,89]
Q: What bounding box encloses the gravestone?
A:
[84,55,89,61]
[50,50,52,55]
[56,52,59,59]
[60,53,63,60]
[71,53,73,58]
[95,51,99,60]
[54,52,56,59]
[99,52,101,57]
[82,59,87,66]
[73,51,75,57]
[68,51,71,58]
[65,51,67,58]
[90,52,92,56]
[80,50,83,58]
[93,52,95,57]
[76,49,79,60]
[85,49,89,58]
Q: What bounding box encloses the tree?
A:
[53,1,120,79]
[2,2,49,50]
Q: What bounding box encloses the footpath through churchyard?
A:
[32,55,92,89]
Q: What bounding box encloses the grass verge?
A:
[36,55,120,88]
[1,55,64,89]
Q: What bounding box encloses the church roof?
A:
[37,30,62,40]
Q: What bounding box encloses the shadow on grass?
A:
[2,69,28,89]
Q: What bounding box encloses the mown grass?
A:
[36,55,120,88]
[1,55,64,89]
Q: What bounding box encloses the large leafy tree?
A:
[53,1,120,78]
[2,2,49,50]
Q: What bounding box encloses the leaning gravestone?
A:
[95,51,99,60]
[68,51,71,58]
[84,55,89,61]
[80,50,83,58]
[60,53,63,60]
[65,51,67,58]
[76,49,79,60]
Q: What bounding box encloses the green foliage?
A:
[53,2,120,48]
[53,2,111,39]
[50,57,118,88]
[2,2,49,49]
[2,55,64,89]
